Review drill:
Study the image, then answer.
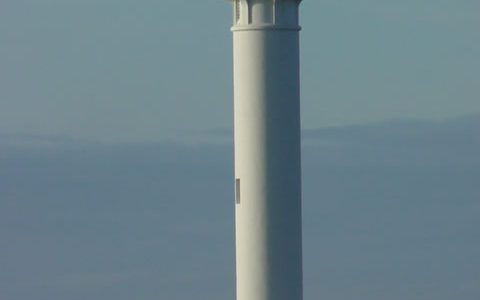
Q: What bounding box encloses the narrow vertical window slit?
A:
[235,178,241,204]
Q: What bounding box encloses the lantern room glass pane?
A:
[250,0,274,24]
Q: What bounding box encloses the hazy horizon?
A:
[1,115,479,299]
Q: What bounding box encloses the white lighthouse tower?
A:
[231,1,303,300]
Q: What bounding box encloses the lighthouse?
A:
[231,1,303,300]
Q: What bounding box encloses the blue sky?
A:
[1,0,479,142]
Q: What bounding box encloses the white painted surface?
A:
[232,1,303,300]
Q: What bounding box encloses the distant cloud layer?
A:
[1,116,479,300]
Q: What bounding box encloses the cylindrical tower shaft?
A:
[232,1,303,300]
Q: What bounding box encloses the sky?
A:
[1,0,479,142]
[1,0,480,299]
